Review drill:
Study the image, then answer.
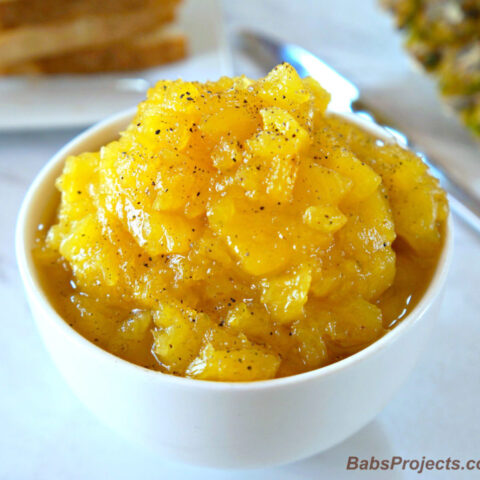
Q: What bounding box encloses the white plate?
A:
[0,0,231,131]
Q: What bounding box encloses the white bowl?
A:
[16,108,453,469]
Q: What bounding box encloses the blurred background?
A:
[1,1,479,479]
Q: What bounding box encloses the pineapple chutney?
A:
[35,64,448,381]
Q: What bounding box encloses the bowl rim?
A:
[16,107,453,392]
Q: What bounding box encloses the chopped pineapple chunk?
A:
[186,343,281,381]
[303,205,347,233]
[261,265,312,324]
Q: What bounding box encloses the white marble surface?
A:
[1,1,480,478]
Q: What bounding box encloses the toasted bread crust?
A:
[0,2,179,67]
[0,0,179,30]
[2,31,187,74]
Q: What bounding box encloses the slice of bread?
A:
[0,1,179,67]
[0,0,177,30]
[1,27,187,74]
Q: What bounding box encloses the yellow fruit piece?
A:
[266,154,299,202]
[151,151,210,215]
[207,196,291,276]
[118,310,152,341]
[338,189,396,258]
[324,149,381,204]
[261,265,312,324]
[56,152,99,208]
[107,310,154,366]
[302,76,331,114]
[211,137,243,171]
[186,343,281,381]
[303,205,347,233]
[291,315,330,370]
[259,107,310,153]
[226,302,271,339]
[199,107,258,142]
[54,214,120,287]
[326,298,385,348]
[257,63,311,110]
[136,107,193,152]
[242,107,309,202]
[152,301,213,374]
[295,161,352,206]
[148,81,201,115]
[129,209,198,256]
